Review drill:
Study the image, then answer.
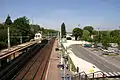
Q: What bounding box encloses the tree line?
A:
[61,23,120,49]
[0,15,58,50]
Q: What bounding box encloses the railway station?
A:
[0,36,120,80]
[1,0,120,80]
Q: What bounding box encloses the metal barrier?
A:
[71,71,89,80]
[71,71,120,80]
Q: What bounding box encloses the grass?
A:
[80,44,82,46]
[59,43,77,72]
[68,56,77,72]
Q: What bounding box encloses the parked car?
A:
[66,37,72,40]
[84,44,92,48]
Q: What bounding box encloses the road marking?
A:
[113,72,119,76]
[117,72,120,75]
[108,72,115,76]
[104,72,110,76]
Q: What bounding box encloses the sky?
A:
[0,0,120,31]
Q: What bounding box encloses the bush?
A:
[0,42,7,50]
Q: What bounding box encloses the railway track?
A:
[0,39,52,80]
[13,38,55,80]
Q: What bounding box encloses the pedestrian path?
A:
[46,40,61,80]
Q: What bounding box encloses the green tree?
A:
[12,16,30,36]
[110,30,120,38]
[72,28,83,40]
[0,15,59,50]
[101,36,110,49]
[10,27,22,45]
[40,27,45,34]
[110,30,120,49]
[98,31,111,49]
[12,16,30,43]
[82,30,90,41]
[0,23,8,49]
[44,29,58,37]
[5,15,12,25]
[30,24,41,34]
[83,26,94,35]
[61,23,66,38]
[30,24,41,38]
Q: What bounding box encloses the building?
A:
[34,33,42,40]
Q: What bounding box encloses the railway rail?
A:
[0,42,42,80]
[14,38,55,80]
[0,38,55,80]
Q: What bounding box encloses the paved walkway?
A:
[46,40,61,80]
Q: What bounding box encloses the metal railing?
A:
[71,71,120,80]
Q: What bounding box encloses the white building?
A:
[34,33,42,40]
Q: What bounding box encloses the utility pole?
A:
[20,36,22,44]
[48,32,49,38]
[59,31,60,42]
[118,26,120,35]
[41,31,43,38]
[8,26,10,50]
[58,31,60,42]
[98,28,100,43]
[50,32,52,38]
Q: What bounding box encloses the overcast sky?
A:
[1,0,120,31]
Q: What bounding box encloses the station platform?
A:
[46,40,61,80]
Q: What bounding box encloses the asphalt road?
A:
[70,44,120,73]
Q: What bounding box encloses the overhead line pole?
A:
[98,28,100,43]
[8,26,10,50]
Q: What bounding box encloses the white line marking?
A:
[104,72,110,76]
[117,72,120,75]
[113,72,119,76]
[108,72,115,76]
